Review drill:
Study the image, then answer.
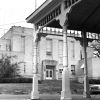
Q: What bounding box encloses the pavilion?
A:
[26,0,100,100]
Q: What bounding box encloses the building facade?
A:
[38,34,81,80]
[0,26,33,77]
[34,28,95,80]
[0,26,98,80]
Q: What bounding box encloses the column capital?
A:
[34,30,48,42]
[62,13,69,33]
[64,13,69,27]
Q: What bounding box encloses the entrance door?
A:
[46,69,53,80]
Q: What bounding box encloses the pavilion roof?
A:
[26,0,62,24]
[68,0,100,33]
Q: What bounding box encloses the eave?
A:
[26,0,62,24]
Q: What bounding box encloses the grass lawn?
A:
[0,83,32,94]
[0,80,84,95]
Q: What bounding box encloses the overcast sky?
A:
[0,0,46,37]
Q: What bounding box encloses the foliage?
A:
[0,78,32,83]
[89,40,100,57]
[0,55,20,78]
[89,79,100,84]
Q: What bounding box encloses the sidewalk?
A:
[0,94,99,100]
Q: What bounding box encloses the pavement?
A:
[0,94,99,100]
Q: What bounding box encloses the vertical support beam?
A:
[82,31,91,100]
[31,25,39,100]
[61,23,72,100]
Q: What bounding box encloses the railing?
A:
[40,27,63,36]
[39,27,100,40]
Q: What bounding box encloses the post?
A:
[61,21,72,100]
[82,30,91,99]
[31,25,39,100]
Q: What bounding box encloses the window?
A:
[46,69,53,79]
[6,44,11,51]
[0,45,1,50]
[71,41,75,59]
[80,50,83,59]
[71,65,75,75]
[58,40,63,64]
[46,39,52,56]
[59,69,63,74]
[21,36,25,52]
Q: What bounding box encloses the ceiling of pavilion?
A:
[66,0,100,33]
[47,0,100,34]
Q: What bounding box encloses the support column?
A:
[82,31,91,100]
[61,24,72,100]
[31,26,39,100]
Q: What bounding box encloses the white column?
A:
[31,26,39,100]
[61,25,72,100]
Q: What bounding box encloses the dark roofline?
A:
[26,0,52,23]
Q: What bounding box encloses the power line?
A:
[0,21,26,27]
[0,28,9,30]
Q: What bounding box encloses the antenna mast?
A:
[35,0,37,10]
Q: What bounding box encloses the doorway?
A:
[46,69,53,80]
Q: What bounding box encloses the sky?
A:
[0,0,46,37]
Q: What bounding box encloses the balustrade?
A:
[39,27,100,40]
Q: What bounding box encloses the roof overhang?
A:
[26,0,62,24]
[26,0,100,34]
[68,0,100,33]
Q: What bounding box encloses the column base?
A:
[31,91,39,100]
[61,91,72,100]
[83,91,91,100]
[61,67,72,100]
[31,74,39,100]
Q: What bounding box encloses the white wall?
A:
[92,57,100,79]
[0,26,33,77]
[39,35,82,79]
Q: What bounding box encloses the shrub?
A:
[89,79,100,84]
[0,78,42,83]
[0,78,32,83]
[0,55,20,78]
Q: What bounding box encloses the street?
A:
[0,94,100,100]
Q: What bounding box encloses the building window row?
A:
[46,39,76,61]
[46,39,52,56]
[0,44,11,51]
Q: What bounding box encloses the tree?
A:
[89,40,100,57]
[0,55,20,78]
